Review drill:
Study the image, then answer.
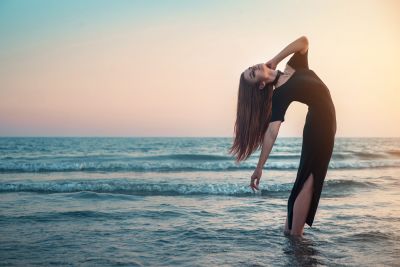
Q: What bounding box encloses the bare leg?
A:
[290,173,314,236]
[283,216,290,235]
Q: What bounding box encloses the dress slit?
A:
[287,158,317,231]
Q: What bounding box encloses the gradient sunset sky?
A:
[1,0,399,137]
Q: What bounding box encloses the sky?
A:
[0,0,399,137]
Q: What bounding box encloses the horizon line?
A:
[0,136,399,138]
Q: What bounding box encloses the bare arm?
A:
[256,121,281,169]
[250,121,281,191]
[271,36,309,65]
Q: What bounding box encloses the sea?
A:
[0,137,399,266]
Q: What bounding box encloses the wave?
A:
[3,151,399,162]
[333,151,396,160]
[0,153,301,161]
[336,230,399,243]
[352,152,387,160]
[0,209,186,223]
[386,150,400,157]
[0,210,119,222]
[0,159,399,173]
[323,179,378,189]
[0,179,378,196]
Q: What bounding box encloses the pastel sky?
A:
[1,0,399,137]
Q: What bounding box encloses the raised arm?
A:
[269,36,309,67]
[250,121,281,191]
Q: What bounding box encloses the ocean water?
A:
[0,137,399,266]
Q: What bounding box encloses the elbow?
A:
[297,35,309,53]
[300,35,309,45]
[268,130,278,141]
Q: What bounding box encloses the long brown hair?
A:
[228,72,274,163]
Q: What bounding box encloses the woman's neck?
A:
[270,70,283,86]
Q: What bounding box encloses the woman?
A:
[229,36,337,237]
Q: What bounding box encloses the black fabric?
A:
[269,49,337,230]
[287,49,309,70]
[271,70,284,86]
[270,49,309,122]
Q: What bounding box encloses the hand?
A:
[250,167,263,193]
[265,58,278,70]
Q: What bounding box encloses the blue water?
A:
[1,137,399,266]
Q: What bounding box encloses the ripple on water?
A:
[335,230,398,243]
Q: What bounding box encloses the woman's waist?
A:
[307,103,336,122]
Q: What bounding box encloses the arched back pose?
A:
[229,36,337,237]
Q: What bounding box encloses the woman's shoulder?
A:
[287,49,309,70]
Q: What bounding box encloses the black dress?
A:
[270,49,337,230]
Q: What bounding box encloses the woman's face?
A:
[243,63,270,88]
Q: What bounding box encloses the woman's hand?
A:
[250,167,263,193]
[265,58,278,70]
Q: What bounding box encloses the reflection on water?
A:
[282,234,322,267]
